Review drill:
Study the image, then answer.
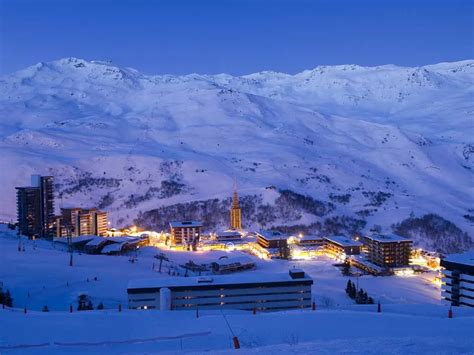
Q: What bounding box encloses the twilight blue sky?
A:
[0,0,473,76]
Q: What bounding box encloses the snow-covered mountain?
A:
[1,58,473,251]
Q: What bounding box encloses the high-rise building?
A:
[32,175,55,238]
[16,187,41,237]
[16,175,55,238]
[59,207,108,236]
[362,234,413,267]
[230,189,242,230]
[92,210,108,236]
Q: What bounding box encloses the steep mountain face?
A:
[0,58,473,252]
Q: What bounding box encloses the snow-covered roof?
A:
[212,256,255,267]
[444,251,474,267]
[108,236,139,243]
[128,271,312,291]
[257,230,288,240]
[71,235,97,244]
[85,237,109,247]
[216,231,242,237]
[300,235,324,241]
[101,242,126,254]
[365,234,412,243]
[324,235,362,247]
[169,221,203,228]
[349,255,384,272]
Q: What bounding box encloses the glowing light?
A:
[394,269,415,277]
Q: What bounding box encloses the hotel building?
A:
[59,207,108,237]
[324,236,362,258]
[362,234,413,267]
[169,221,202,250]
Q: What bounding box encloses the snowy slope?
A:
[0,226,473,354]
[0,58,473,248]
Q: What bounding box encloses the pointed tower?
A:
[230,185,242,230]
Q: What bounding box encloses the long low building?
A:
[128,269,313,312]
[441,251,474,307]
[324,235,362,258]
[211,256,256,274]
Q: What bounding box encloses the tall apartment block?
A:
[441,252,474,307]
[59,208,108,237]
[362,234,413,267]
[16,175,55,238]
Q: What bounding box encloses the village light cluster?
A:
[12,174,470,314]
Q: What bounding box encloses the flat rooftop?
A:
[216,231,242,237]
[443,251,474,267]
[324,235,362,247]
[257,230,288,240]
[169,221,203,228]
[365,234,412,243]
[300,235,324,241]
[128,271,312,291]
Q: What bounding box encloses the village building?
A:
[296,235,325,247]
[215,230,242,242]
[169,221,202,251]
[362,234,413,267]
[441,251,474,307]
[16,175,55,238]
[59,207,108,237]
[255,230,290,259]
[128,269,313,311]
[211,256,256,274]
[324,236,362,259]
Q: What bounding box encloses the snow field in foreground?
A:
[1,225,472,353]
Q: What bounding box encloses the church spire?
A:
[230,183,242,230]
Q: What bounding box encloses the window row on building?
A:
[128,269,313,312]
[441,252,474,308]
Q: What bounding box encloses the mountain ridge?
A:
[1,58,473,252]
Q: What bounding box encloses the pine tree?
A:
[342,262,351,276]
[356,289,365,304]
[42,305,49,312]
[4,290,13,307]
[0,289,4,305]
[367,297,374,304]
[345,280,352,296]
[349,282,357,299]
[97,302,104,310]
[87,300,94,310]
[363,291,369,304]
[77,294,87,311]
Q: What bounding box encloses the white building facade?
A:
[441,252,474,307]
[128,269,313,311]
